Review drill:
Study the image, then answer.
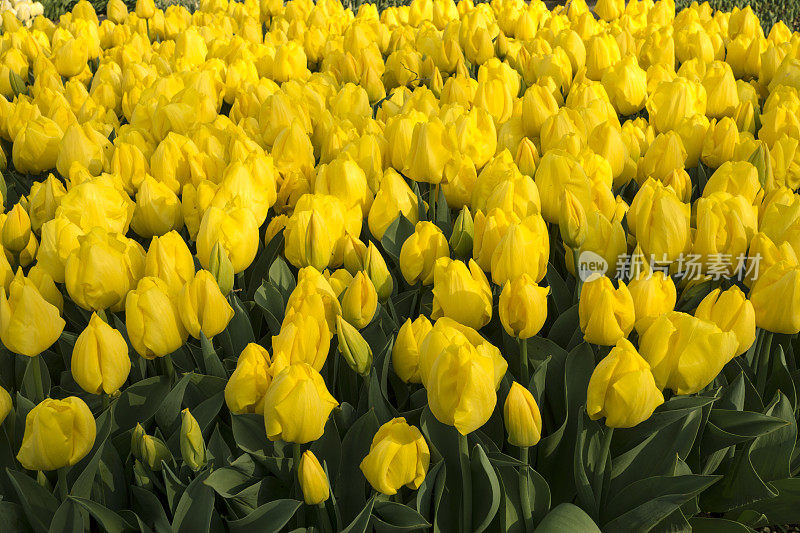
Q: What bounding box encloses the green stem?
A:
[101,394,109,412]
[429,184,438,220]
[519,338,529,387]
[458,433,472,533]
[757,330,773,397]
[161,355,175,384]
[593,426,614,516]
[57,468,68,501]
[572,247,583,304]
[316,502,333,533]
[31,355,44,403]
[519,447,533,533]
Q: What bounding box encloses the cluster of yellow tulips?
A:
[0,0,798,530]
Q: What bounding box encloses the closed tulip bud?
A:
[263,363,338,444]
[627,258,677,334]
[0,385,10,426]
[106,0,128,23]
[360,418,430,495]
[145,231,195,297]
[341,235,367,275]
[196,207,259,274]
[285,209,334,271]
[135,0,155,18]
[56,123,110,179]
[400,221,450,286]
[363,243,393,302]
[131,176,183,238]
[749,261,800,334]
[404,119,453,185]
[701,118,738,169]
[12,117,62,175]
[559,190,587,249]
[627,179,691,264]
[0,271,65,357]
[298,451,329,505]
[225,343,273,415]
[54,38,88,78]
[342,272,378,329]
[490,216,549,286]
[2,204,30,254]
[179,270,234,340]
[273,311,330,371]
[17,396,95,472]
[694,287,755,357]
[27,175,66,235]
[515,138,539,178]
[601,55,647,116]
[521,84,558,138]
[504,382,542,448]
[587,338,664,428]
[579,274,635,346]
[703,61,739,119]
[535,150,593,224]
[326,269,353,299]
[336,315,372,376]
[392,316,433,384]
[499,275,549,339]
[126,277,187,359]
[33,217,82,284]
[647,78,707,134]
[449,206,474,260]
[208,242,234,297]
[432,258,492,330]
[72,313,130,395]
[65,228,146,312]
[131,424,172,471]
[180,409,207,471]
[368,169,419,241]
[640,312,738,394]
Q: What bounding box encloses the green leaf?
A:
[172,472,216,533]
[253,281,284,335]
[130,486,171,533]
[733,477,800,524]
[341,496,375,533]
[604,475,721,531]
[534,503,600,533]
[155,373,193,434]
[380,214,415,261]
[336,409,380,524]
[227,499,302,533]
[546,303,579,349]
[471,443,501,533]
[200,332,227,379]
[545,266,572,315]
[700,439,779,512]
[750,394,796,482]
[0,501,31,533]
[231,413,268,455]
[415,460,443,520]
[48,500,83,533]
[227,293,256,355]
[69,497,136,533]
[373,501,430,532]
[111,376,171,434]
[268,256,296,303]
[6,468,60,533]
[689,517,751,533]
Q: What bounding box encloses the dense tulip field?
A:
[0,0,799,531]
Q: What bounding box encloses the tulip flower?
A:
[749,261,800,334]
[17,396,96,471]
[360,418,430,495]
[363,242,393,302]
[336,316,373,376]
[299,451,330,505]
[131,423,172,471]
[273,311,330,371]
[499,275,549,339]
[126,277,188,359]
[431,258,493,330]
[694,287,756,357]
[0,385,10,426]
[0,271,65,357]
[2,204,31,254]
[225,343,274,415]
[196,207,259,274]
[399,222,450,286]
[578,274,635,346]
[504,382,542,448]
[72,313,131,395]
[392,316,433,384]
[341,272,378,330]
[180,409,207,471]
[144,231,195,297]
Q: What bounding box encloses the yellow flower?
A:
[336,316,373,376]
[601,55,647,116]
[54,38,88,78]
[72,313,131,395]
[36,217,83,284]
[392,316,433,384]
[180,409,207,471]
[559,189,587,250]
[0,272,65,357]
[56,123,111,178]
[17,396,96,471]
[499,274,549,339]
[2,204,31,254]
[404,118,454,185]
[503,382,542,447]
[363,242,393,302]
[131,176,184,238]
[627,178,691,264]
[178,270,234,340]
[627,258,677,335]
[368,169,419,241]
[399,222,450,286]
[299,451,330,505]
[273,310,330,371]
[12,116,62,175]
[749,261,800,334]
[0,385,10,426]
[701,117,739,169]
[578,274,635,346]
[27,175,67,234]
[341,272,378,330]
[359,418,430,495]
[126,277,188,359]
[431,258,492,330]
[225,343,274,415]
[490,215,549,286]
[144,231,195,297]
[196,207,259,274]
[263,363,338,444]
[694,286,756,357]
[587,338,664,428]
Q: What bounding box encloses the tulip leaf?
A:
[268,256,296,302]
[750,394,796,482]
[155,373,193,435]
[207,424,232,466]
[227,499,301,533]
[533,503,599,533]
[433,186,450,234]
[21,356,50,403]
[171,472,215,533]
[226,293,256,356]
[603,474,720,531]
[545,266,572,315]
[130,485,171,533]
[765,345,797,409]
[6,468,60,533]
[341,495,375,533]
[730,477,800,525]
[573,411,601,518]
[48,499,83,533]
[415,460,443,520]
[380,214,415,261]
[247,229,283,301]
[231,413,269,455]
[470,443,502,533]
[68,497,137,533]
[254,281,284,335]
[689,517,752,533]
[545,303,579,349]
[373,500,431,532]
[111,376,171,435]
[703,409,788,453]
[336,409,379,524]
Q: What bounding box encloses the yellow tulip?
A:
[0,272,65,357]
[503,382,542,447]
[578,274,635,346]
[196,206,259,274]
[399,222,450,286]
[694,286,756,357]
[360,418,430,495]
[144,231,195,296]
[126,277,188,359]
[341,272,378,329]
[299,451,330,505]
[392,316,433,384]
[749,261,800,334]
[225,343,274,415]
[431,258,492,330]
[178,270,234,340]
[72,313,131,395]
[499,274,549,339]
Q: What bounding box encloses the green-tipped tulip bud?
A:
[559,190,587,249]
[180,408,207,471]
[131,423,172,471]
[9,71,27,97]
[449,206,473,259]
[209,242,234,296]
[363,242,393,302]
[748,143,773,189]
[336,315,372,376]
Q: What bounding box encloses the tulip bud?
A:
[179,270,234,340]
[0,384,10,426]
[449,206,474,259]
[578,274,635,346]
[499,275,549,339]
[363,242,393,302]
[694,286,756,357]
[131,423,172,471]
[336,315,373,376]
[72,313,131,395]
[209,242,234,296]
[392,316,432,384]
[180,409,207,471]
[503,382,542,448]
[400,221,450,286]
[298,451,330,505]
[3,204,31,253]
[559,190,587,249]
[341,271,378,330]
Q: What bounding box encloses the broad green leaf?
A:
[471,443,501,533]
[227,499,302,533]
[7,468,60,533]
[373,501,430,532]
[172,473,216,533]
[69,497,136,533]
[534,503,600,533]
[341,496,375,533]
